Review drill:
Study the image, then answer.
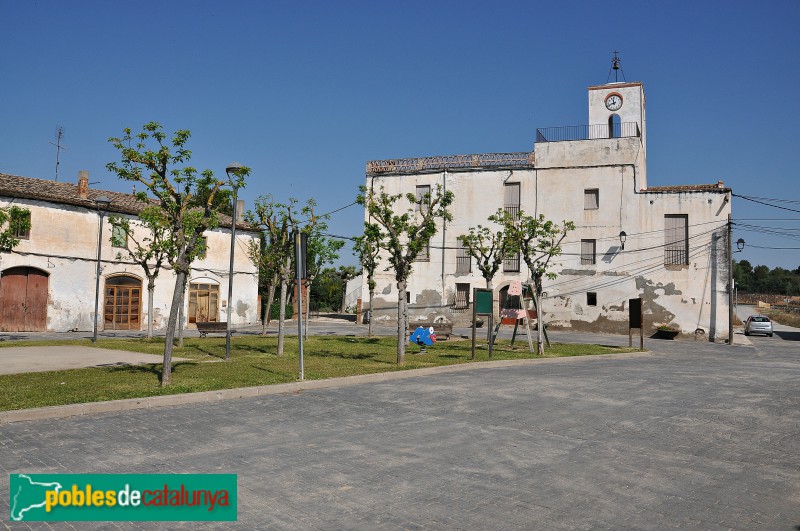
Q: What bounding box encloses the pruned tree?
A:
[107,122,249,386]
[245,195,284,335]
[0,206,31,252]
[336,265,360,313]
[504,212,575,354]
[356,184,454,363]
[354,224,381,338]
[109,207,170,338]
[246,195,299,355]
[302,210,344,338]
[457,208,518,290]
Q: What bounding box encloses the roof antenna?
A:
[606,51,627,83]
[50,126,67,181]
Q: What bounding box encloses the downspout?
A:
[440,170,447,312]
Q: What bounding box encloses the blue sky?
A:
[2,0,799,270]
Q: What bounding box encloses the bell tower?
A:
[587,53,646,153]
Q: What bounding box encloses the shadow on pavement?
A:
[774,330,800,341]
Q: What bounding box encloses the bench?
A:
[408,321,454,340]
[195,321,236,338]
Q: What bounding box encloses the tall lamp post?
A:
[93,195,111,343]
[225,163,243,361]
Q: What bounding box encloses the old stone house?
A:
[363,78,733,339]
[0,171,260,332]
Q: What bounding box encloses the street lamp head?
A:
[736,238,745,252]
[225,162,244,178]
[94,195,111,211]
[618,230,627,250]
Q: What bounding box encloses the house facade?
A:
[363,79,733,339]
[0,171,260,332]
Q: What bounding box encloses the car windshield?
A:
[750,316,770,322]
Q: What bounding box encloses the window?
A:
[587,292,597,306]
[11,210,30,240]
[584,189,599,210]
[454,283,470,309]
[415,185,431,212]
[581,239,596,265]
[414,241,430,262]
[504,182,520,218]
[503,252,520,272]
[456,240,471,274]
[664,215,688,265]
[112,224,128,248]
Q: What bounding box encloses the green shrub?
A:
[269,302,293,320]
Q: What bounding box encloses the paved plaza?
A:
[1,329,799,530]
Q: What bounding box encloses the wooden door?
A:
[103,277,142,330]
[0,267,48,332]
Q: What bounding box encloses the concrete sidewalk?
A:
[0,345,188,375]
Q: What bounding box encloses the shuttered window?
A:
[584,189,599,210]
[504,182,520,218]
[454,283,470,309]
[456,239,471,274]
[664,215,689,265]
[415,185,431,212]
[503,252,520,272]
[581,239,596,265]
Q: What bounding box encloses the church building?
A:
[363,63,732,340]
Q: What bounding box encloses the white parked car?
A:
[744,315,774,337]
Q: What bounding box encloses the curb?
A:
[0,351,653,425]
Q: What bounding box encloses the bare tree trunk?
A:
[162,269,187,386]
[277,278,287,356]
[177,285,185,348]
[266,274,278,324]
[261,277,277,335]
[532,280,544,355]
[147,277,156,339]
[397,279,407,364]
[304,279,312,340]
[368,289,374,338]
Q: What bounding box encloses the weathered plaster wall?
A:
[0,198,260,331]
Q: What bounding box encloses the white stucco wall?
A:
[0,197,260,332]
[361,81,731,339]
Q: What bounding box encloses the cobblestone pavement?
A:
[2,335,799,529]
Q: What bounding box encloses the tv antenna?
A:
[50,126,67,181]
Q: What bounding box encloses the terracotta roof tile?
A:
[0,173,252,231]
[645,181,730,192]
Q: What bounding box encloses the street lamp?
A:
[225,162,243,361]
[93,195,111,343]
[736,238,745,252]
[618,230,627,250]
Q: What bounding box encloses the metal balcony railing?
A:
[535,122,641,143]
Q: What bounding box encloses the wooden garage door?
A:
[0,267,49,332]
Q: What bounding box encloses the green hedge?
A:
[268,302,293,320]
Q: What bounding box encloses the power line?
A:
[733,193,800,214]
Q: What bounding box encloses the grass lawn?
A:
[0,336,640,411]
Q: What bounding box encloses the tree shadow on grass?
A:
[107,361,199,384]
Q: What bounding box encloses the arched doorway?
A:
[0,267,49,332]
[104,275,142,330]
[188,281,219,324]
[608,114,621,138]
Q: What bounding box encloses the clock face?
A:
[605,94,623,111]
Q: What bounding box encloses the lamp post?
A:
[93,195,111,343]
[225,163,243,361]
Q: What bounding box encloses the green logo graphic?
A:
[9,474,237,521]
